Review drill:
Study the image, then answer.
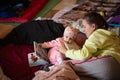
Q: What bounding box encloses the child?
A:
[39,26,80,64]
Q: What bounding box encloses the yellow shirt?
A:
[65,29,120,63]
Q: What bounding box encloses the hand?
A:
[38,43,42,47]
[38,43,46,48]
[58,46,67,54]
[61,53,66,59]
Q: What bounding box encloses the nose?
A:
[66,38,69,41]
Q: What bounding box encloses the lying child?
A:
[39,26,80,64]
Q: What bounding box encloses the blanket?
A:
[52,0,120,25]
[0,44,40,80]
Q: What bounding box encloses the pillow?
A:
[73,56,120,80]
[0,24,15,39]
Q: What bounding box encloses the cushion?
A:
[108,15,120,24]
[73,56,120,80]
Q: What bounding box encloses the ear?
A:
[91,23,97,31]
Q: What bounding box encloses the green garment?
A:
[65,29,120,63]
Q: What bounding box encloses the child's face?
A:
[63,32,74,44]
[82,19,96,38]
[63,26,79,44]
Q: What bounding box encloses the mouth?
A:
[65,41,71,44]
[65,40,69,43]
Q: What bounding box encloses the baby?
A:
[40,26,80,64]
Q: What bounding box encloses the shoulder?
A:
[86,29,109,44]
[89,29,115,39]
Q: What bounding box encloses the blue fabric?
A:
[0,0,30,18]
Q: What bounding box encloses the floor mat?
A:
[33,0,61,19]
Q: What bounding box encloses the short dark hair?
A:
[82,12,108,30]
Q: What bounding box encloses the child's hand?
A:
[38,43,42,47]
[58,46,67,54]
[38,43,46,48]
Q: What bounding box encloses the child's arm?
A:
[39,38,63,48]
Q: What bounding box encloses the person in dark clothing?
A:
[0,20,65,45]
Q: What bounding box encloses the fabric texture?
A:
[73,56,120,80]
[65,29,120,63]
[0,44,40,80]
[43,38,65,64]
[0,0,30,18]
[108,15,120,24]
[0,0,48,23]
[43,37,80,64]
[0,20,65,46]
[33,0,61,18]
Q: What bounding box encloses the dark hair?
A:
[82,12,108,30]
